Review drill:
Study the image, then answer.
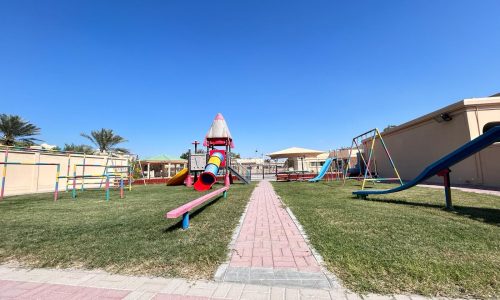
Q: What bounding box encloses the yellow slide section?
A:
[166,168,189,186]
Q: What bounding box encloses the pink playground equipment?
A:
[191,112,234,191]
[165,113,234,229]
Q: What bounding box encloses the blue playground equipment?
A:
[353,126,500,209]
[308,158,333,182]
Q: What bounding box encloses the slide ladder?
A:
[228,165,250,184]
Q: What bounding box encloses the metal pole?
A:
[136,158,147,186]
[1,149,8,200]
[193,140,199,153]
[54,164,60,201]
[375,128,403,185]
[99,155,110,188]
[343,141,355,186]
[182,212,190,230]
[193,140,200,184]
[443,170,452,210]
[361,132,377,190]
[65,153,71,192]
[72,164,77,199]
[81,153,86,191]
[186,149,193,187]
[120,174,124,199]
[128,165,132,191]
[226,144,231,186]
[105,175,110,201]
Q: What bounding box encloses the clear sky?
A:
[1,1,499,158]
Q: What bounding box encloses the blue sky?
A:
[1,1,499,158]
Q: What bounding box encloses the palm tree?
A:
[0,114,41,146]
[80,128,128,153]
[63,143,95,154]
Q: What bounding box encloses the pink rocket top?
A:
[203,113,234,148]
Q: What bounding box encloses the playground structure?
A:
[165,113,239,229]
[307,149,352,183]
[308,158,333,182]
[343,128,403,189]
[166,117,249,187]
[64,164,132,201]
[0,145,134,201]
[166,152,250,187]
[330,149,350,181]
[1,159,61,201]
[353,125,500,209]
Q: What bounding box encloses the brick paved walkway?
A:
[0,265,355,300]
[0,264,441,299]
[230,180,321,272]
[217,181,333,289]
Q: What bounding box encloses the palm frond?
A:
[80,128,128,153]
[0,114,41,146]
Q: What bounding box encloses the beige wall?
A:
[369,97,500,188]
[286,154,329,172]
[0,149,128,197]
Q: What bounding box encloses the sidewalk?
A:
[0,264,429,300]
[216,180,334,289]
[418,184,500,196]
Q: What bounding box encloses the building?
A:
[235,158,285,174]
[370,95,500,188]
[285,152,329,172]
[139,155,187,179]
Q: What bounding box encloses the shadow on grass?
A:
[162,195,224,232]
[358,197,500,225]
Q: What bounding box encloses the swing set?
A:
[342,128,403,190]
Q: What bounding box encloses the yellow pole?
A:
[361,133,377,190]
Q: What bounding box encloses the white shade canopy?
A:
[267,147,325,159]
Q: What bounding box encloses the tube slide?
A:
[194,152,225,191]
[353,126,500,197]
[308,158,333,182]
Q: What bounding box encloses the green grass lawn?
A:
[272,181,499,299]
[0,183,254,279]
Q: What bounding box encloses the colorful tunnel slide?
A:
[166,155,249,187]
[194,152,225,191]
[353,126,500,197]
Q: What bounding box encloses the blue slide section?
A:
[309,158,333,182]
[353,126,500,196]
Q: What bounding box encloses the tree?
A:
[80,129,128,153]
[180,148,206,159]
[383,125,397,132]
[63,143,94,154]
[0,114,41,146]
[180,151,189,160]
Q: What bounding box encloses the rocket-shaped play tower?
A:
[193,113,234,191]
